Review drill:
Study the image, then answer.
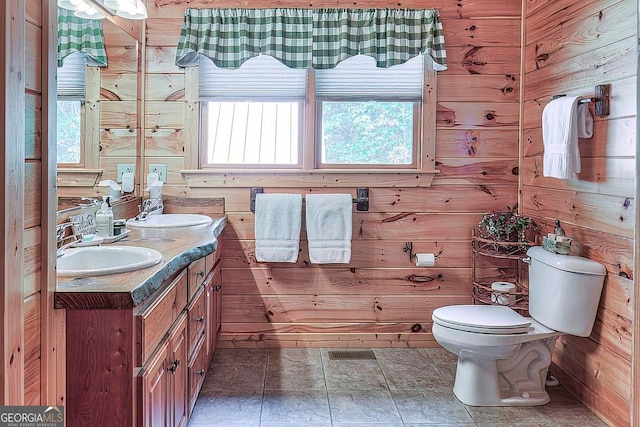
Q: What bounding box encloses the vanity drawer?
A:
[187,285,206,359]
[188,257,207,301]
[137,269,188,366]
[187,336,207,416]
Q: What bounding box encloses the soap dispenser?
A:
[95,196,114,237]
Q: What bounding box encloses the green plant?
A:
[478,207,539,244]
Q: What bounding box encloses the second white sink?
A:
[127,214,213,229]
[57,246,163,277]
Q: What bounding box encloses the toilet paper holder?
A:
[403,242,439,266]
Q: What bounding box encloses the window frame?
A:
[196,58,437,174]
[56,99,86,167]
[56,64,100,170]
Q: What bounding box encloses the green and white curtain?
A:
[57,8,108,67]
[175,8,447,70]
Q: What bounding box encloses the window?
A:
[315,55,422,168]
[199,55,306,167]
[57,52,86,165]
[199,55,431,170]
[56,100,83,164]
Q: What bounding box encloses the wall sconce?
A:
[58,0,147,20]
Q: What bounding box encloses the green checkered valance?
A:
[175,8,447,70]
[57,8,107,67]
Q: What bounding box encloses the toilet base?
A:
[452,337,558,407]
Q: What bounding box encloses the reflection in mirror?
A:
[57,10,139,202]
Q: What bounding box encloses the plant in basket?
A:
[478,207,539,247]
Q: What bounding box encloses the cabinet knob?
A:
[194,316,205,323]
[214,284,222,292]
[197,270,205,278]
[197,369,206,376]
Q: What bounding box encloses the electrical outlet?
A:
[149,164,167,183]
[116,164,135,183]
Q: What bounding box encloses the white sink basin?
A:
[126,214,213,229]
[57,246,163,277]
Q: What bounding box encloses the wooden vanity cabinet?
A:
[138,313,188,427]
[185,242,223,415]
[205,262,223,360]
[64,248,223,427]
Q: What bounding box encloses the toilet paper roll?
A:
[491,281,516,305]
[415,253,435,267]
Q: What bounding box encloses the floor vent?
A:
[328,350,376,360]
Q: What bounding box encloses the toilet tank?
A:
[527,246,606,337]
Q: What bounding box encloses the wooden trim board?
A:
[0,0,26,404]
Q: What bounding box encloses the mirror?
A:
[57,12,139,199]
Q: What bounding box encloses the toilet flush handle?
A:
[522,257,531,264]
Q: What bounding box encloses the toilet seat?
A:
[433,305,531,334]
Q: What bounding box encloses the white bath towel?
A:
[254,193,302,263]
[542,96,593,179]
[305,194,352,264]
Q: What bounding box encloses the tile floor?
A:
[189,347,607,427]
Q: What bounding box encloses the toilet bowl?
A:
[432,247,606,407]
[432,305,560,406]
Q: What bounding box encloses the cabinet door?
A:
[168,314,188,427]
[138,341,169,427]
[205,278,215,361]
[208,265,222,359]
[214,267,222,337]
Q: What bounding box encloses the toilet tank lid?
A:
[527,246,606,276]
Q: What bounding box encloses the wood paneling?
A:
[23,293,40,405]
[147,0,523,20]
[522,0,636,424]
[2,0,27,404]
[142,0,522,349]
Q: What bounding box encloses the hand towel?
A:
[542,96,593,179]
[254,193,302,263]
[305,194,352,264]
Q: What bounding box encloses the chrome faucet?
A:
[56,236,82,258]
[134,198,163,221]
[56,222,81,257]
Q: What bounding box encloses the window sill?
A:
[181,169,439,188]
[57,168,103,187]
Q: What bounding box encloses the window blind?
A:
[315,55,424,101]
[57,52,86,100]
[199,55,307,100]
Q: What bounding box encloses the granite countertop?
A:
[54,216,227,310]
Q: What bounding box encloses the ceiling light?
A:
[115,0,147,20]
[58,0,147,20]
[74,2,106,19]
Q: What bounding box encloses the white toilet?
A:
[432,246,606,406]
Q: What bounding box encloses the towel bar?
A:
[250,187,369,213]
[552,84,610,117]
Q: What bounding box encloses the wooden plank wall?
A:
[143,0,522,348]
[25,0,43,405]
[57,20,139,199]
[522,1,636,425]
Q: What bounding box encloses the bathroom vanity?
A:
[54,217,226,427]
